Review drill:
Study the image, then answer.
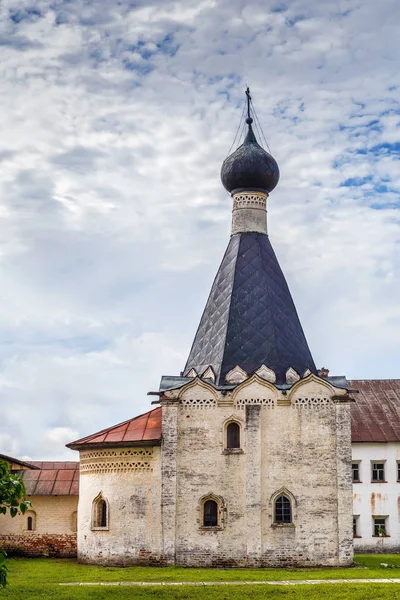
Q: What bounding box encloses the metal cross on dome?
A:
[245,87,252,123]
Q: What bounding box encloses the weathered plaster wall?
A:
[77,446,162,565]
[74,375,353,567]
[353,442,400,553]
[0,496,78,557]
[171,376,353,567]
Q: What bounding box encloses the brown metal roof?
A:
[350,380,400,442]
[21,461,79,496]
[67,407,162,450]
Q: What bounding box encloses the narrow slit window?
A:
[26,511,36,531]
[92,496,108,529]
[203,500,218,527]
[100,500,107,527]
[397,462,400,482]
[227,422,240,449]
[274,495,292,523]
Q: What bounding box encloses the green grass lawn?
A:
[2,555,400,600]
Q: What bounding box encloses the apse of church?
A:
[68,90,354,567]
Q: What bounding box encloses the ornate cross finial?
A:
[245,87,253,124]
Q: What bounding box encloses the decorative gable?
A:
[225,365,248,384]
[286,367,300,385]
[255,364,276,383]
[202,366,216,383]
[232,374,278,408]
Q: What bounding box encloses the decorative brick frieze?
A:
[235,397,275,408]
[180,397,217,408]
[80,448,153,474]
[293,397,332,408]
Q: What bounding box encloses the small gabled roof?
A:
[21,462,79,496]
[350,379,400,443]
[67,407,162,451]
[0,453,39,470]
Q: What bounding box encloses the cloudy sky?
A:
[0,0,399,460]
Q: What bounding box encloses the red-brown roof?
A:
[350,380,400,442]
[21,461,79,496]
[67,407,162,450]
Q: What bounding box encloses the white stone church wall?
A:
[165,376,353,567]
[77,446,162,565]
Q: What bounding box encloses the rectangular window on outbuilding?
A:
[371,462,385,482]
[373,517,388,537]
[352,462,360,482]
[353,516,360,537]
[397,462,400,482]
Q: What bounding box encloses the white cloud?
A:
[0,0,399,458]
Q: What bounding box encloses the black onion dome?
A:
[221,123,280,194]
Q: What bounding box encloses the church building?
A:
[66,92,354,567]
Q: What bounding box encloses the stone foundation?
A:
[0,534,77,558]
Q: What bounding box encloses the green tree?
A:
[0,460,31,587]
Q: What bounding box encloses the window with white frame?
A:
[397,461,400,482]
[371,462,385,482]
[352,462,361,482]
[373,516,388,537]
[353,515,360,537]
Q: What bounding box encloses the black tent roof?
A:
[184,232,316,385]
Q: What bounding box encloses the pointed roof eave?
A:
[66,407,162,451]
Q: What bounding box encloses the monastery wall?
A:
[166,376,353,567]
[77,446,162,565]
[0,496,77,557]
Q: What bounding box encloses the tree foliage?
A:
[0,460,31,587]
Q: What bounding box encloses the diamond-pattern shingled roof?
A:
[67,407,162,449]
[184,232,316,384]
[20,462,79,496]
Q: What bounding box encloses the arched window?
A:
[226,422,240,449]
[92,494,109,529]
[25,510,36,532]
[203,500,218,527]
[274,494,292,523]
